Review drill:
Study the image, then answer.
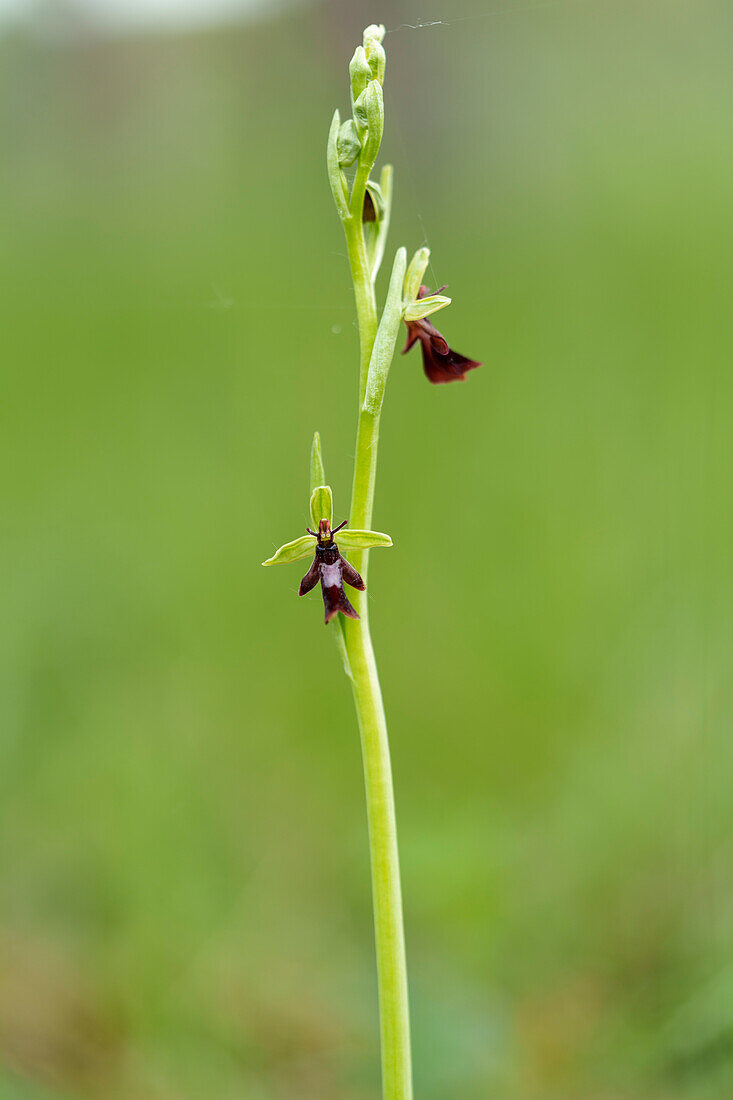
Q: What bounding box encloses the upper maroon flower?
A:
[299,519,365,624]
[403,285,481,385]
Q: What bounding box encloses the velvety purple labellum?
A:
[403,285,481,384]
[299,521,365,624]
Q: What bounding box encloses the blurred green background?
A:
[2,1,732,1097]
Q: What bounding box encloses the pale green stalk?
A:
[338,205,413,1100]
[326,30,413,1097]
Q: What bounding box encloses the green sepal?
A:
[310,432,325,494]
[404,246,431,302]
[337,529,393,551]
[337,119,361,168]
[262,534,316,567]
[404,294,451,322]
[310,484,333,529]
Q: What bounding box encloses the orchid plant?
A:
[263,24,480,1099]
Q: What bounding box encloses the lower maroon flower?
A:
[299,519,365,624]
[403,285,481,384]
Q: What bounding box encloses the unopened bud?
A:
[337,119,361,168]
[360,80,384,163]
[363,24,386,47]
[349,46,371,106]
[366,40,386,85]
[353,88,369,132]
[327,110,350,220]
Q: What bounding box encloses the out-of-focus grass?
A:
[1,2,732,1097]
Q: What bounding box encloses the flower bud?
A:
[337,119,361,168]
[363,24,386,47]
[353,88,369,132]
[360,80,384,164]
[349,46,371,106]
[327,109,350,220]
[366,40,386,85]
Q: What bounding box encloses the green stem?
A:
[339,219,413,1099]
[344,217,378,400]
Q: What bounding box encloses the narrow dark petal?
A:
[339,554,365,590]
[322,584,359,624]
[298,556,321,596]
[403,323,421,354]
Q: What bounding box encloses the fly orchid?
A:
[262,433,392,624]
[401,248,482,384]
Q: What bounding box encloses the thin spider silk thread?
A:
[385,0,596,35]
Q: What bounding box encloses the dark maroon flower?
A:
[403,285,481,384]
[299,519,365,624]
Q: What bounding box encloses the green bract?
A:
[262,534,316,567]
[365,165,393,283]
[364,247,407,414]
[310,485,333,529]
[310,431,325,493]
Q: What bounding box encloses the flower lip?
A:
[403,284,481,385]
[299,519,365,624]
